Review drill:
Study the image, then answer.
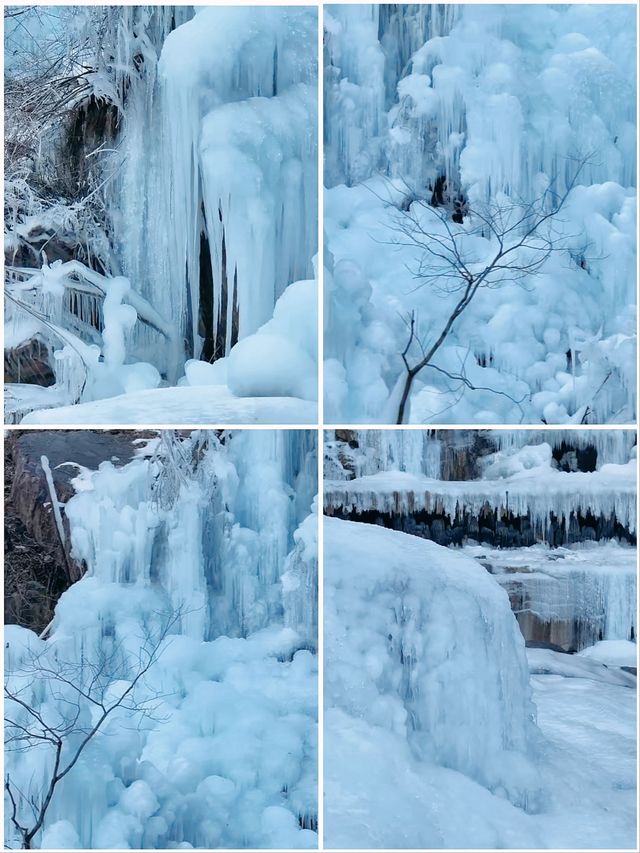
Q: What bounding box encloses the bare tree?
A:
[390,161,588,423]
[4,610,180,849]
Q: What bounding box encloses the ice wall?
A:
[106,5,192,379]
[4,431,318,849]
[107,6,317,378]
[325,428,442,480]
[326,428,636,482]
[473,543,637,650]
[324,4,459,186]
[324,4,637,424]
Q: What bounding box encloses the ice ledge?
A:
[324,462,637,535]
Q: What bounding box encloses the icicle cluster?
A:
[150,7,317,366]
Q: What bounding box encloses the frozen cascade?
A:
[470,543,637,650]
[106,5,193,379]
[325,429,442,479]
[4,431,318,849]
[154,7,317,363]
[324,4,636,424]
[325,4,635,198]
[324,4,459,187]
[324,517,541,847]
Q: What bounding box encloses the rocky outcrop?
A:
[324,503,635,548]
[5,430,153,632]
[4,337,56,386]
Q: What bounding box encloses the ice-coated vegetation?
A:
[324,4,636,424]
[5,6,318,424]
[4,430,318,849]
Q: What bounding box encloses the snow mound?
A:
[578,639,638,669]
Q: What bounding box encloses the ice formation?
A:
[324,4,637,423]
[468,542,637,650]
[155,7,317,362]
[325,433,637,542]
[324,516,542,848]
[4,431,318,849]
[5,6,318,423]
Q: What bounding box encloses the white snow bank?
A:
[578,639,637,669]
[180,279,318,401]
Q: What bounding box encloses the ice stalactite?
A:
[324,431,637,544]
[105,5,193,380]
[371,4,635,201]
[324,463,636,541]
[325,428,442,479]
[324,4,461,187]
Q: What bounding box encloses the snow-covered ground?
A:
[324,516,637,848]
[16,385,317,426]
[324,4,637,424]
[4,431,318,849]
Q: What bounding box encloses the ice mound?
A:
[324,517,542,846]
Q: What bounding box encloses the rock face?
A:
[5,430,151,632]
[4,338,56,386]
[325,504,636,548]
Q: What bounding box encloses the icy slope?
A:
[324,3,636,423]
[324,516,541,847]
[4,432,318,849]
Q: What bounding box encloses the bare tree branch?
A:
[4,609,180,848]
[391,157,591,423]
